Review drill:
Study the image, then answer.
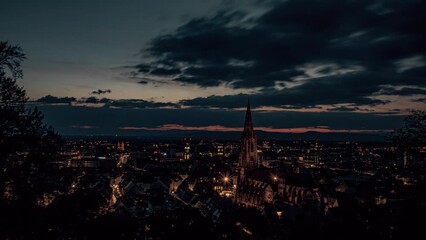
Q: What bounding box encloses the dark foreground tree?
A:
[391,110,426,168]
[0,42,123,239]
[392,110,426,147]
[0,41,64,202]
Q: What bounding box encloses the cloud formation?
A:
[35,95,178,109]
[105,99,178,109]
[36,95,76,104]
[130,0,426,110]
[90,89,112,95]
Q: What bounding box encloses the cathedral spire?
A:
[239,98,257,169]
[244,97,253,133]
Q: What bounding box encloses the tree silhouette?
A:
[0,41,63,202]
[392,111,426,146]
[391,110,426,168]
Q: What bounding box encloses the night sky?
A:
[1,0,425,138]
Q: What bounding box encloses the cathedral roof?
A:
[238,179,270,196]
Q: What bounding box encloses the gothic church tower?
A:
[238,99,258,180]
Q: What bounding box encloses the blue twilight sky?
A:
[1,0,425,138]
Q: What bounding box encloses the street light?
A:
[271,174,278,182]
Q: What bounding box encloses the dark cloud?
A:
[378,87,426,96]
[105,99,178,109]
[83,97,110,104]
[82,97,177,109]
[36,95,76,104]
[36,95,177,109]
[131,0,426,108]
[90,89,112,95]
[150,67,181,76]
[181,72,390,108]
[329,106,359,112]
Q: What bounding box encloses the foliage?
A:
[0,41,63,202]
[392,110,426,148]
[1,41,62,158]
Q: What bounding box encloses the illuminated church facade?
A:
[234,100,327,210]
[235,100,274,208]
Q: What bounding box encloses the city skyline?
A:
[1,0,425,138]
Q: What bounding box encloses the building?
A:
[235,99,274,209]
[238,99,258,180]
[184,143,191,160]
[234,100,324,210]
[117,141,125,151]
[214,143,224,157]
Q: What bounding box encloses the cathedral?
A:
[235,99,274,209]
[234,100,325,210]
